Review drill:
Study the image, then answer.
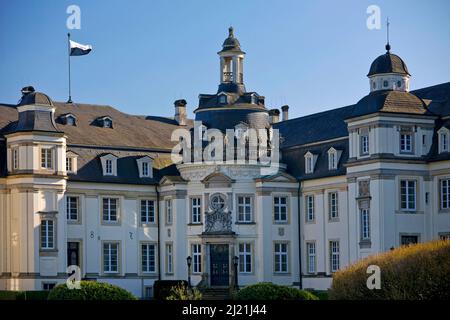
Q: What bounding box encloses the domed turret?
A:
[367,43,411,93]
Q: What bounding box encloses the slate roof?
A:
[367,52,410,76]
[348,90,432,119]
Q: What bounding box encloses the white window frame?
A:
[66,196,79,222]
[141,243,156,273]
[329,240,340,273]
[41,147,53,169]
[400,132,413,153]
[329,192,339,220]
[305,195,315,222]
[190,197,202,224]
[306,242,316,274]
[238,242,252,274]
[40,219,55,250]
[237,195,253,223]
[165,199,173,225]
[400,180,416,212]
[140,199,155,224]
[165,243,173,274]
[103,242,119,274]
[273,196,288,223]
[440,179,450,210]
[360,134,369,155]
[102,197,119,223]
[360,208,370,240]
[142,162,149,177]
[274,242,289,273]
[105,159,113,175]
[438,128,449,153]
[191,243,202,274]
[12,147,19,170]
[66,157,72,172]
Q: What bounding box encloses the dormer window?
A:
[136,156,153,178]
[218,95,227,104]
[97,116,113,128]
[304,152,317,174]
[100,154,118,176]
[66,151,78,174]
[59,114,77,126]
[251,94,257,104]
[106,159,112,174]
[66,115,76,126]
[327,148,342,170]
[438,127,449,153]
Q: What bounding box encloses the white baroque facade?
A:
[0,29,449,297]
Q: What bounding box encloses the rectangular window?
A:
[329,241,340,273]
[439,233,450,241]
[165,199,172,225]
[441,133,448,152]
[103,242,119,273]
[401,235,418,246]
[42,283,56,291]
[141,243,156,273]
[274,196,288,223]
[400,133,412,153]
[305,156,313,173]
[441,179,450,210]
[103,198,118,222]
[142,162,149,177]
[306,242,316,274]
[237,196,252,223]
[191,197,201,224]
[40,219,54,250]
[166,243,173,274]
[239,243,252,273]
[66,157,73,172]
[329,192,339,220]
[41,148,53,169]
[66,196,79,221]
[400,180,416,211]
[274,242,288,273]
[140,200,155,224]
[360,208,370,240]
[329,152,337,169]
[360,135,369,155]
[191,244,202,274]
[12,148,19,170]
[105,159,113,174]
[306,195,315,222]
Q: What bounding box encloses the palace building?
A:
[0,28,449,297]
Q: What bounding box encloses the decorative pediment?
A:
[201,172,234,188]
[256,171,297,183]
[159,175,187,186]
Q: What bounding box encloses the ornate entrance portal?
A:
[210,244,229,286]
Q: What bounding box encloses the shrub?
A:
[16,291,50,300]
[329,240,450,300]
[235,282,318,300]
[47,281,137,300]
[153,280,188,300]
[166,283,202,300]
[0,291,21,300]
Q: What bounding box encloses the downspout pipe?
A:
[297,179,303,289]
[156,185,161,281]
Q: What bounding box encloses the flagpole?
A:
[67,33,72,103]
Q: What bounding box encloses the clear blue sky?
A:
[0,0,449,120]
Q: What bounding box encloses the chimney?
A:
[281,105,289,121]
[269,109,280,124]
[174,99,187,126]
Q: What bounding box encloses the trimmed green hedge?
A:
[154,280,188,300]
[0,290,49,300]
[329,240,450,300]
[47,281,137,300]
[235,282,318,300]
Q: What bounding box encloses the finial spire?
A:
[228,26,234,38]
[385,17,391,53]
